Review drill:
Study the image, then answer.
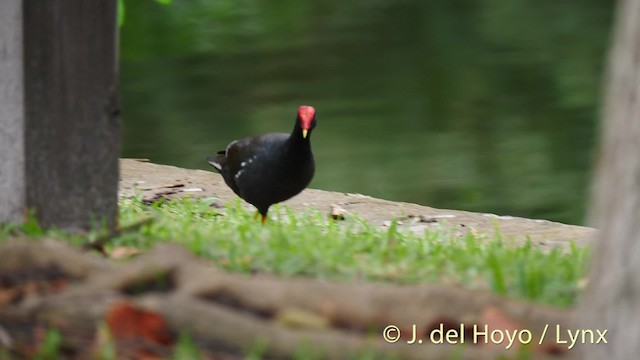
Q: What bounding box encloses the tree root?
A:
[0,239,574,359]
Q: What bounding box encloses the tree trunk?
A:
[0,1,26,224]
[579,0,640,358]
[0,0,120,231]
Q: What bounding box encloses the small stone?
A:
[329,204,348,220]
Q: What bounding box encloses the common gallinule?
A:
[207,106,317,223]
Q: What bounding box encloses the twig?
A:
[82,217,155,255]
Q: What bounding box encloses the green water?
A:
[120,0,613,225]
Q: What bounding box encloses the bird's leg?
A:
[253,211,268,224]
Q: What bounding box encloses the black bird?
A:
[207,106,317,223]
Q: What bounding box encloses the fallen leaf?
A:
[275,308,330,329]
[0,287,21,305]
[182,188,204,192]
[110,247,142,260]
[478,306,524,352]
[0,324,14,349]
[106,302,174,345]
[329,204,348,220]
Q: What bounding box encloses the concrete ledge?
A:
[119,159,595,250]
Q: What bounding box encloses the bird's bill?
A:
[298,105,315,139]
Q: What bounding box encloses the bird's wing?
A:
[229,134,288,161]
[209,133,288,194]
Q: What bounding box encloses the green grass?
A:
[121,196,590,306]
[0,196,589,359]
[1,196,589,307]
[33,328,63,360]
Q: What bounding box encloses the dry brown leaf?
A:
[0,287,21,305]
[106,301,174,345]
[110,247,142,260]
[329,204,348,220]
[477,306,525,352]
[275,308,330,329]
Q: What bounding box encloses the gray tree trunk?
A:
[580,0,640,358]
[0,1,26,224]
[0,0,120,231]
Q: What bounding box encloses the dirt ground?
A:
[119,159,595,250]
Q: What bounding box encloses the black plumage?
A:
[207,106,317,222]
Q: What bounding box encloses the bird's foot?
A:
[253,211,268,224]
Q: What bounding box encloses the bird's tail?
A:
[206,151,226,172]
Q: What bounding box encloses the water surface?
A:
[120,0,613,224]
